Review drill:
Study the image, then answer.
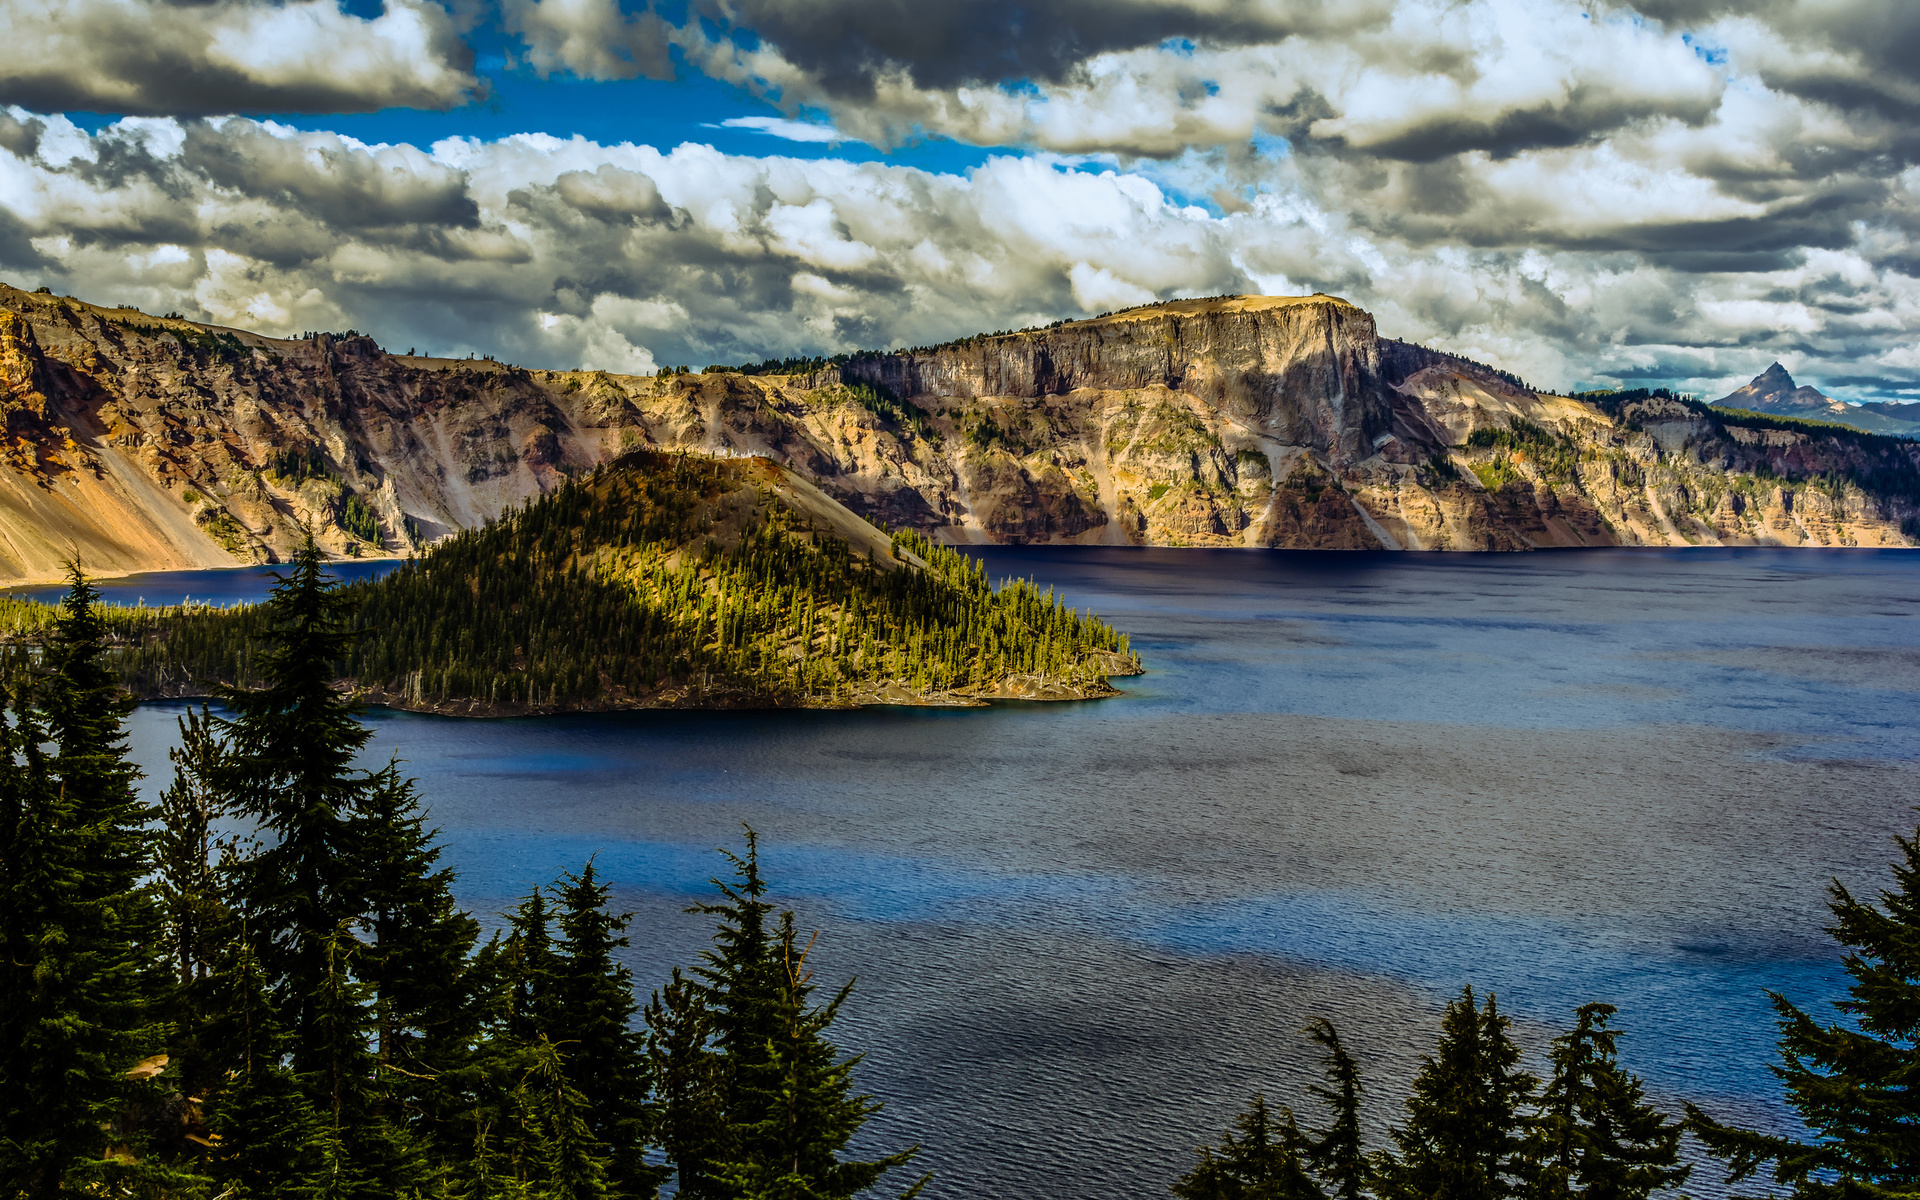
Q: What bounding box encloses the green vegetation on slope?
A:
[7,450,1137,712]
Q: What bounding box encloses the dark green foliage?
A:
[0,567,172,1197]
[355,767,483,1161]
[683,832,780,1199]
[646,969,727,1199]
[1522,1004,1686,1200]
[1376,987,1537,1200]
[156,707,226,989]
[342,492,382,542]
[1462,420,1579,484]
[215,541,382,1071]
[1305,1019,1366,1200]
[154,705,231,1111]
[547,863,668,1199]
[1567,389,1690,420]
[94,450,1137,711]
[270,444,331,483]
[1686,824,1920,1200]
[191,541,456,1195]
[266,443,384,542]
[1173,1094,1321,1200]
[729,353,850,377]
[505,887,561,1041]
[844,383,940,443]
[203,943,333,1197]
[674,829,925,1200]
[717,910,926,1200]
[4,560,930,1200]
[964,412,1021,454]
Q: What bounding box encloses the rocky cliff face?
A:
[0,283,1911,583]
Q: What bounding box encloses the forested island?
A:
[0,561,1914,1199]
[0,449,1141,715]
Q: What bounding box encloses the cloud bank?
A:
[4,112,1916,402]
[0,0,1916,400]
[0,0,479,116]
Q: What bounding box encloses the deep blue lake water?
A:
[96,548,1920,1200]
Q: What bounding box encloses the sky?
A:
[1,0,1917,401]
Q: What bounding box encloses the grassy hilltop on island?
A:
[0,448,1140,714]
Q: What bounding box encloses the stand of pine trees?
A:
[0,449,1140,713]
[0,550,925,1200]
[1174,994,1686,1200]
[1176,816,1920,1200]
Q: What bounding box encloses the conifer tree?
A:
[549,860,668,1198]
[1377,987,1536,1200]
[153,704,234,1144]
[203,939,332,1198]
[1304,1019,1366,1200]
[1522,1004,1686,1200]
[505,885,560,1042]
[155,706,227,992]
[1173,1093,1321,1200]
[674,831,925,1200]
[523,1037,615,1200]
[646,968,727,1200]
[0,568,171,1196]
[216,538,380,1063]
[357,764,481,1162]
[716,909,926,1200]
[1686,824,1920,1200]
[208,539,464,1192]
[684,829,782,1198]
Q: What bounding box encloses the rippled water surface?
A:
[118,547,1920,1200]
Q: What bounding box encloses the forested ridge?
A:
[0,449,1141,714]
[2,559,1919,1200]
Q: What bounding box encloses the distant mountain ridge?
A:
[1713,363,1920,436]
[0,283,1915,583]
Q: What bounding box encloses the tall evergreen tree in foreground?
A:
[1173,1093,1320,1200]
[668,829,927,1200]
[1376,987,1536,1200]
[1,554,930,1200]
[0,565,171,1197]
[1523,1004,1686,1200]
[154,704,231,1117]
[1305,1018,1367,1200]
[547,861,667,1198]
[1687,823,1920,1200]
[215,539,379,1065]
[199,538,472,1195]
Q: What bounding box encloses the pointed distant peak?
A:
[1757,361,1794,384]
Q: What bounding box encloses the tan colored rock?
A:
[0,285,1912,584]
